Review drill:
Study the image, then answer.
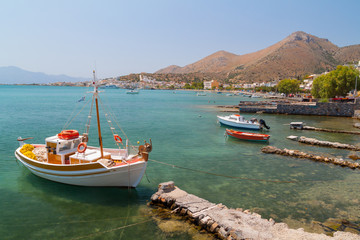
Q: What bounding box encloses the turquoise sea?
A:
[1,85,360,239]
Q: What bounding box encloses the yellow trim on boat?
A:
[15,150,104,171]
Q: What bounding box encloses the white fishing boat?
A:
[126,89,139,94]
[217,114,270,130]
[197,92,206,96]
[15,71,152,187]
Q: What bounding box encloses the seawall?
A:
[239,101,360,117]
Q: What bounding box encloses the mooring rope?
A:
[71,219,152,240]
[148,159,326,183]
[0,215,152,227]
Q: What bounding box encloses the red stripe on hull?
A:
[226,129,270,141]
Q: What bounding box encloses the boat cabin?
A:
[290,122,304,130]
[45,130,127,165]
[229,115,258,124]
[45,134,84,164]
[229,114,244,122]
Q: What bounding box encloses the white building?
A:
[203,80,219,90]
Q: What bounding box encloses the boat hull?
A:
[217,116,260,130]
[15,147,146,187]
[226,129,270,142]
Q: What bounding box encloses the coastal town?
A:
[45,61,360,98]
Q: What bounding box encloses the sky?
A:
[0,0,359,79]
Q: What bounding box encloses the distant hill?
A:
[156,31,360,82]
[0,66,89,84]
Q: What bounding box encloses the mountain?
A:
[0,66,89,84]
[156,31,360,82]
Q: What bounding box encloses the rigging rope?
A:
[98,96,130,145]
[84,95,95,135]
[148,159,327,184]
[97,95,123,147]
[62,96,93,130]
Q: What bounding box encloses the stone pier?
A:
[301,126,360,135]
[150,181,360,240]
[295,136,360,151]
[261,146,360,169]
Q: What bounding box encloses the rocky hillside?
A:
[156,31,360,83]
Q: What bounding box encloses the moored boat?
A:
[100,84,119,89]
[126,89,139,94]
[14,71,152,187]
[226,129,270,142]
[290,122,304,129]
[217,114,270,130]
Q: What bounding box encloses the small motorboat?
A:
[217,114,270,130]
[226,129,270,142]
[126,89,139,94]
[290,122,304,129]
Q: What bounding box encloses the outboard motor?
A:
[259,119,270,129]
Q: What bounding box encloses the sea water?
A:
[0,85,360,239]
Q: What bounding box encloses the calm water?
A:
[1,85,360,239]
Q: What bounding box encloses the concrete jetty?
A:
[301,126,360,135]
[294,136,360,151]
[150,181,360,240]
[261,146,360,169]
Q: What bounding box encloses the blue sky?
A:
[0,0,359,78]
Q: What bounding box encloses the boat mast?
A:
[93,70,104,158]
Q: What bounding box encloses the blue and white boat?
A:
[217,114,270,130]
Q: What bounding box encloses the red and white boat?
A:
[226,129,270,142]
[14,71,152,187]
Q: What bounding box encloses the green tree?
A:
[184,83,191,89]
[311,75,324,98]
[311,66,359,98]
[277,79,300,95]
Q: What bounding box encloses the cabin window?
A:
[73,139,81,149]
[59,142,72,152]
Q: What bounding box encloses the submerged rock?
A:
[348,154,360,160]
